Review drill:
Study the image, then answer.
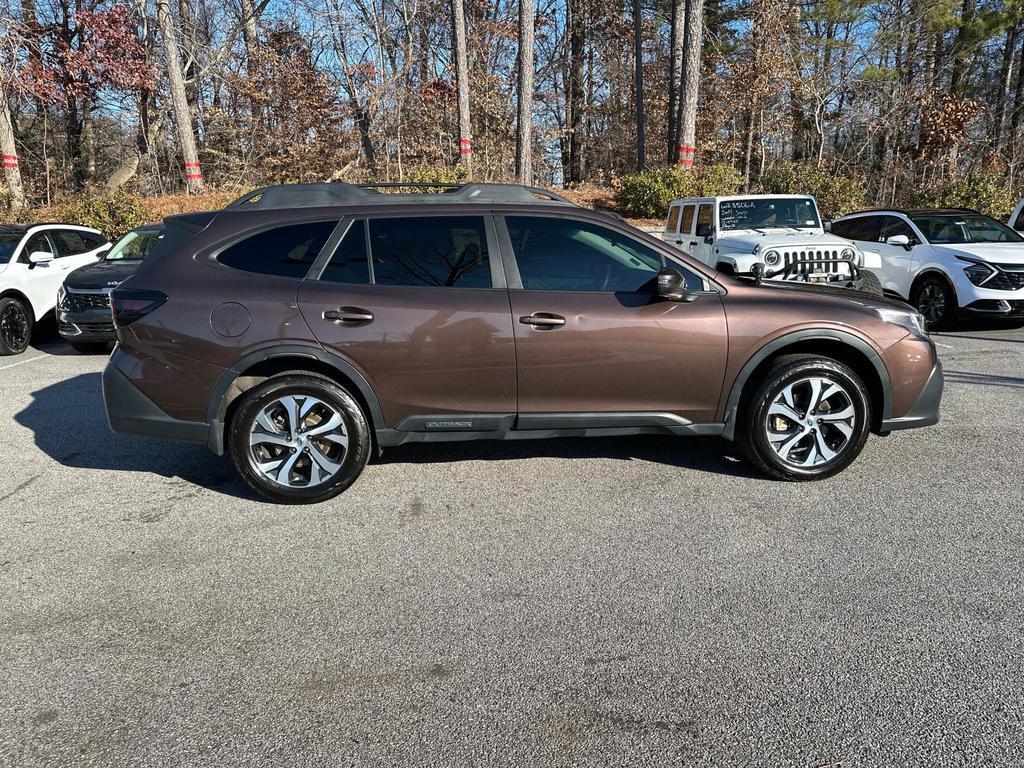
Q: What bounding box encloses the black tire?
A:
[853,269,884,297]
[911,274,957,329]
[69,341,110,354]
[228,372,371,504]
[736,356,872,481]
[0,297,33,356]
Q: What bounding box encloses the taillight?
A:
[111,289,167,327]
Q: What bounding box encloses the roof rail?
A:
[224,182,577,211]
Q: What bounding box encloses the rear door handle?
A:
[323,307,374,323]
[519,312,566,328]
[690,241,698,246]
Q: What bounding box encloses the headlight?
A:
[876,307,928,337]
[763,250,781,266]
[841,247,855,261]
[956,256,996,286]
[56,285,66,307]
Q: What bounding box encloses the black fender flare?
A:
[205,344,386,453]
[721,329,893,440]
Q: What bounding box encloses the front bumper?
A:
[880,360,943,432]
[959,299,1024,319]
[58,308,117,341]
[103,362,221,452]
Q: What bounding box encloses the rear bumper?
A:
[880,360,943,432]
[103,363,222,453]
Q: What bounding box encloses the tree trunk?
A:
[675,0,704,166]
[566,0,585,183]
[155,0,204,192]
[633,0,645,171]
[515,0,534,185]
[667,0,685,162]
[452,0,473,175]
[239,0,261,129]
[948,0,976,95]
[0,83,26,210]
[997,20,1020,155]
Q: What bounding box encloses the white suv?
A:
[0,224,110,354]
[662,194,881,291]
[830,208,1024,327]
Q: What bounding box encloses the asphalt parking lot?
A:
[1,323,1023,767]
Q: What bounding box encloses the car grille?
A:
[60,320,116,335]
[985,266,1024,291]
[62,290,111,312]
[772,248,853,277]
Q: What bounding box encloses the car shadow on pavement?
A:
[15,372,259,500]
[943,370,1024,389]
[377,435,762,479]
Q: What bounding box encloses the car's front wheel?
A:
[737,356,871,481]
[0,297,33,356]
[228,372,371,504]
[912,275,957,329]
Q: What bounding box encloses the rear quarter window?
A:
[216,221,337,278]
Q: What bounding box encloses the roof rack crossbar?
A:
[224,182,577,210]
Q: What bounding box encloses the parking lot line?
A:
[0,354,46,372]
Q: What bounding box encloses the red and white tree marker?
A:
[459,137,473,157]
[183,161,203,181]
[2,153,17,169]
[676,145,695,167]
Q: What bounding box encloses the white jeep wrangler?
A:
[662,194,882,291]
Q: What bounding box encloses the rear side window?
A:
[52,230,90,257]
[321,220,370,284]
[680,205,695,234]
[666,205,681,232]
[832,216,880,242]
[369,216,491,288]
[217,221,336,278]
[82,232,108,250]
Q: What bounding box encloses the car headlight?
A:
[876,307,928,338]
[57,285,66,307]
[956,256,996,286]
[763,250,781,266]
[841,247,855,261]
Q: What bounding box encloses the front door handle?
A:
[323,307,374,323]
[674,239,683,245]
[690,240,698,247]
[519,312,566,328]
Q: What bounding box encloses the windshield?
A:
[0,233,22,265]
[719,197,821,231]
[105,229,163,261]
[909,213,1023,245]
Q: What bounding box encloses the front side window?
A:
[369,216,491,288]
[217,221,337,278]
[697,203,714,229]
[506,215,698,293]
[909,213,1024,245]
[831,216,880,243]
[680,205,695,235]
[105,230,163,262]
[879,217,915,243]
[20,233,54,263]
[718,197,820,231]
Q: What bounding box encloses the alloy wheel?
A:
[916,283,947,324]
[0,302,29,352]
[248,395,349,488]
[764,376,857,468]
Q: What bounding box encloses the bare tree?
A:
[156,0,204,192]
[515,0,534,184]
[675,0,704,167]
[667,0,684,163]
[633,0,644,171]
[566,0,585,182]
[0,82,25,210]
[452,0,472,175]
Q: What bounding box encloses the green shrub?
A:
[757,162,866,219]
[909,172,1019,220]
[44,189,148,240]
[615,164,743,218]
[401,164,469,189]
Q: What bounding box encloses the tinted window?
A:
[831,216,880,242]
[82,232,108,250]
[879,216,915,242]
[52,230,90,257]
[1015,208,1024,231]
[218,221,336,278]
[506,216,695,293]
[667,205,681,232]
[909,213,1024,244]
[0,233,21,265]
[321,220,370,284]
[369,216,490,288]
[680,205,695,234]
[20,233,53,263]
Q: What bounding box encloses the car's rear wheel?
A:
[912,275,956,329]
[737,356,871,481]
[228,372,371,504]
[70,341,110,354]
[0,297,32,356]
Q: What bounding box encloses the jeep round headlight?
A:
[763,250,781,266]
[841,248,855,260]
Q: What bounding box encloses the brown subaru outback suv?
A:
[102,183,942,503]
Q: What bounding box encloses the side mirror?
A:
[656,267,696,302]
[823,220,833,233]
[885,234,911,250]
[695,222,713,240]
[28,251,54,267]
